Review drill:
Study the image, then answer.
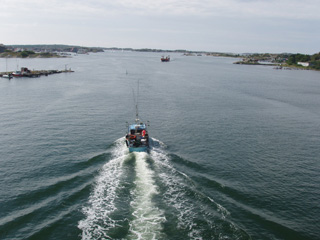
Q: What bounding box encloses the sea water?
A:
[0,52,319,239]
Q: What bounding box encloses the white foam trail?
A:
[150,150,198,234]
[150,149,220,239]
[78,138,129,240]
[127,152,166,240]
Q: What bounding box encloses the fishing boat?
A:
[161,55,170,62]
[12,71,23,77]
[125,120,150,152]
[125,82,150,152]
[12,67,32,77]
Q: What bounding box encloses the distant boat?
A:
[125,81,150,152]
[2,58,12,79]
[12,71,23,77]
[12,67,32,77]
[161,55,170,62]
[2,74,12,79]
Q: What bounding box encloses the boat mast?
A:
[135,80,140,123]
[135,102,139,123]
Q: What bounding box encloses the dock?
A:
[0,67,74,78]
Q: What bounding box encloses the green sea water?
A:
[0,52,319,239]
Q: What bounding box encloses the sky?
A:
[1,0,319,54]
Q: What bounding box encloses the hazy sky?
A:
[1,0,319,53]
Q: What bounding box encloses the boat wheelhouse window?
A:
[130,130,135,134]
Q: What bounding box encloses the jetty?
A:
[0,67,74,78]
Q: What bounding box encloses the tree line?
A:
[286,52,320,70]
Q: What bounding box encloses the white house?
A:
[297,62,309,67]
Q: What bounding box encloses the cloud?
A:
[0,0,319,53]
[1,0,320,20]
[105,0,320,20]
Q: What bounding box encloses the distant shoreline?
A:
[1,44,319,71]
[233,61,320,71]
[1,44,241,58]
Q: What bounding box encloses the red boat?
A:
[161,55,170,62]
[12,67,31,77]
[12,71,23,77]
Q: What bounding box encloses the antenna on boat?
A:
[131,81,140,124]
[135,80,140,123]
